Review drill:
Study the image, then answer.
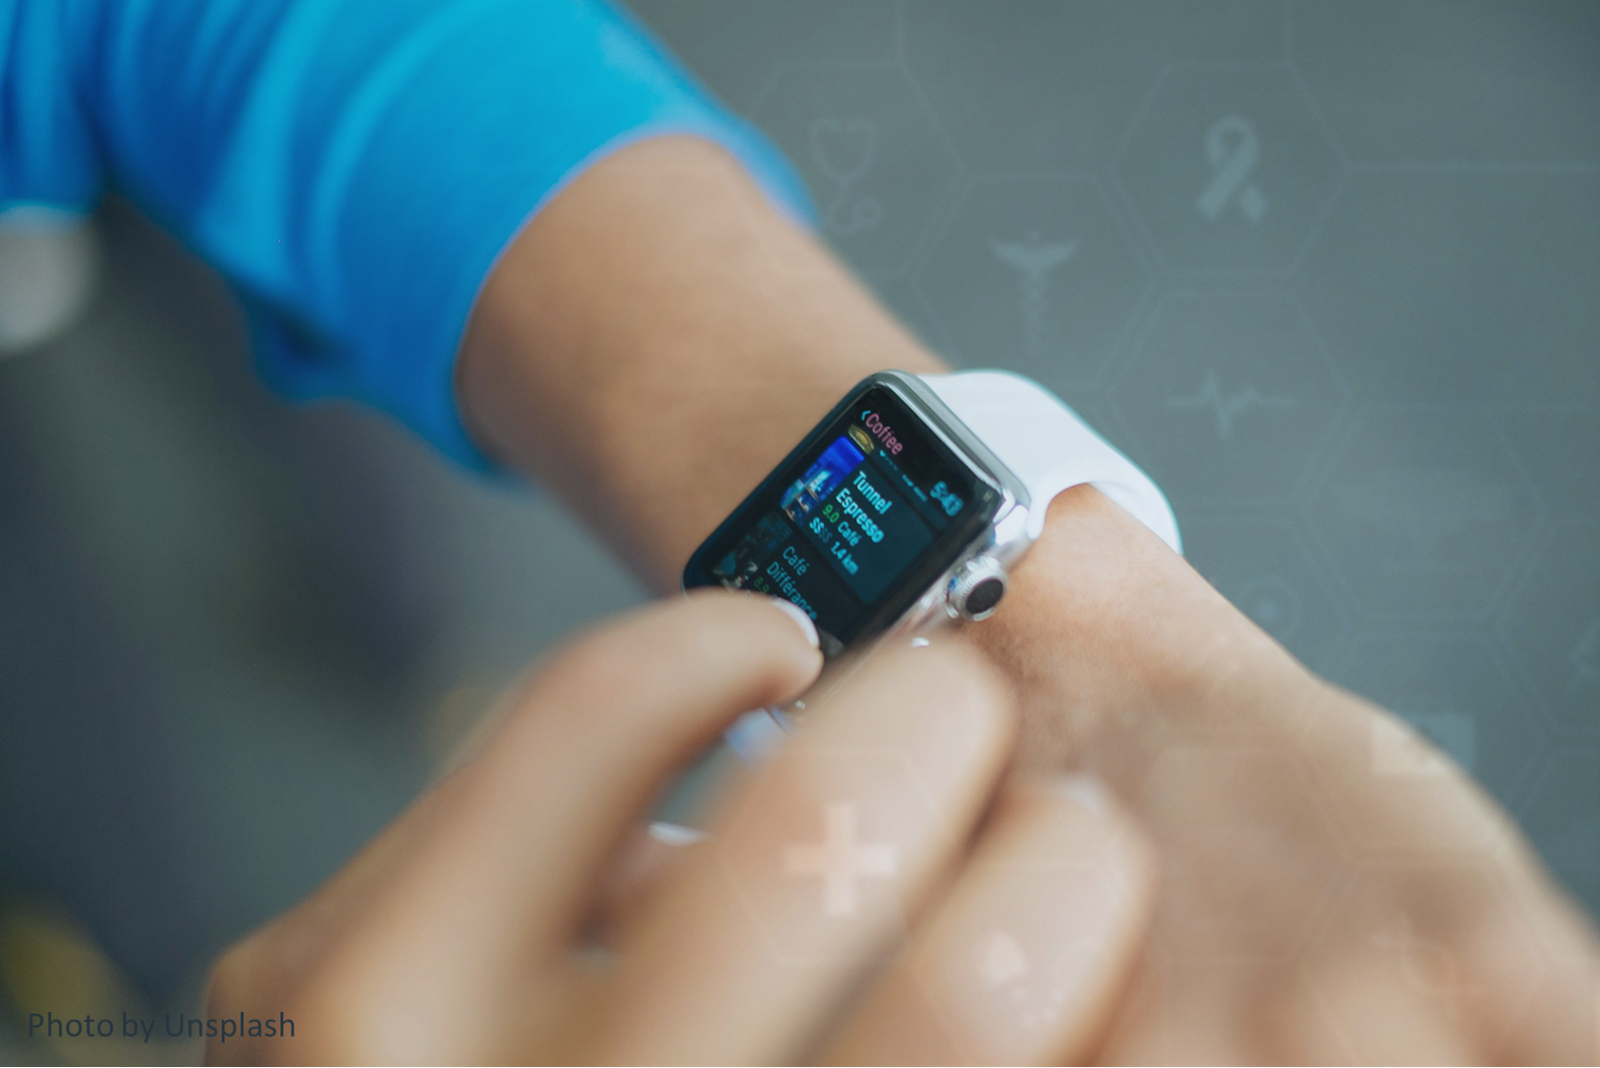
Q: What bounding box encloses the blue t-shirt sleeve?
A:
[0,0,811,467]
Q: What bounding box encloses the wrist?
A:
[967,484,1322,767]
[456,135,1300,739]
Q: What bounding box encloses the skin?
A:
[450,136,1598,1063]
[205,594,1157,1064]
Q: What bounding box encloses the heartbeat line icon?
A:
[1334,467,1511,573]
[1166,370,1298,438]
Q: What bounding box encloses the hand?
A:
[977,487,1600,1063]
[204,592,1156,1064]
[456,135,1598,1061]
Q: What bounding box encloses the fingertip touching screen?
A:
[684,379,1001,655]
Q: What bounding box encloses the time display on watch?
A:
[684,381,1000,654]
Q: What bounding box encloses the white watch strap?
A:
[920,370,1182,553]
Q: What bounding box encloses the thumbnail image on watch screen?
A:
[683,380,1002,656]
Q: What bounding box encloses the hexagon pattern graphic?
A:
[1179,517,1347,674]
[1302,859,1548,1061]
[1296,174,1600,405]
[1516,748,1600,918]
[1306,407,1543,620]
[1331,632,1544,804]
[1496,407,1600,522]
[10,1,1599,1019]
[1111,291,1347,507]
[900,0,1284,174]
[756,63,959,277]
[1113,68,1344,273]
[1292,0,1600,166]
[917,177,1149,391]
[1501,522,1600,739]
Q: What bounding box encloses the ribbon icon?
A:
[1196,115,1267,224]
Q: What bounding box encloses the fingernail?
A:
[647,820,709,846]
[768,597,820,649]
[724,707,792,765]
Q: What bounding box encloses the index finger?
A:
[430,590,825,952]
[272,592,824,1045]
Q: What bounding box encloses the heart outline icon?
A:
[810,116,878,187]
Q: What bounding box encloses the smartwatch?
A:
[676,368,1180,768]
[684,369,1180,670]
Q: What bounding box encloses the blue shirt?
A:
[0,0,807,467]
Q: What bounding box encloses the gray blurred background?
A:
[1,0,1595,1058]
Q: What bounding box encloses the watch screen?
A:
[684,381,1001,653]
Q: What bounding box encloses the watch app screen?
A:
[684,383,999,654]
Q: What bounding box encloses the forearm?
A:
[458,137,937,587]
[456,136,1314,736]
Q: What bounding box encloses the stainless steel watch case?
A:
[766,371,1036,721]
[865,370,1035,636]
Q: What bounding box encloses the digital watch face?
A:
[684,380,1002,654]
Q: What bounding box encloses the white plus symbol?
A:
[783,802,898,917]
